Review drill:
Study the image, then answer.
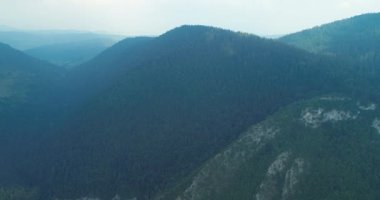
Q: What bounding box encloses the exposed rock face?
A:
[281,158,305,200]
[255,152,292,200]
[177,125,279,200]
[266,152,292,176]
[301,108,358,128]
[319,96,349,101]
[168,95,380,200]
[255,153,306,200]
[372,118,380,134]
[357,102,377,111]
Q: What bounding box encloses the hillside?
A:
[280,12,380,111]
[279,13,380,66]
[38,26,366,199]
[0,42,65,121]
[0,42,65,193]
[63,36,153,105]
[162,95,380,200]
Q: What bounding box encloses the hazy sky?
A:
[1,0,380,36]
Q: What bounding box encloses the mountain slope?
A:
[40,26,365,199]
[163,95,380,200]
[0,42,65,193]
[279,12,380,103]
[63,36,153,105]
[279,13,380,66]
[0,42,65,120]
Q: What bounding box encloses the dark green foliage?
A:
[280,13,380,58]
[62,36,153,107]
[0,187,39,200]
[2,17,380,200]
[164,97,380,200]
[0,43,66,193]
[280,13,380,97]
[42,26,363,199]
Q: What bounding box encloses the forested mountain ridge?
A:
[0,42,66,196]
[162,95,380,200]
[1,16,380,199]
[279,12,380,111]
[0,42,65,120]
[38,25,367,199]
[279,13,380,65]
[63,36,153,106]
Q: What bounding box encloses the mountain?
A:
[24,38,118,68]
[0,30,123,50]
[0,42,65,119]
[162,95,380,200]
[279,12,380,113]
[1,20,379,199]
[0,42,65,195]
[63,36,154,105]
[0,30,124,68]
[279,13,380,66]
[34,25,368,199]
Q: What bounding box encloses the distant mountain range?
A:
[0,29,124,68]
[0,25,18,31]
[24,38,119,69]
[1,13,380,200]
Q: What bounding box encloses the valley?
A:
[0,12,380,200]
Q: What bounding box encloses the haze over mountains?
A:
[1,13,380,200]
[0,28,124,68]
